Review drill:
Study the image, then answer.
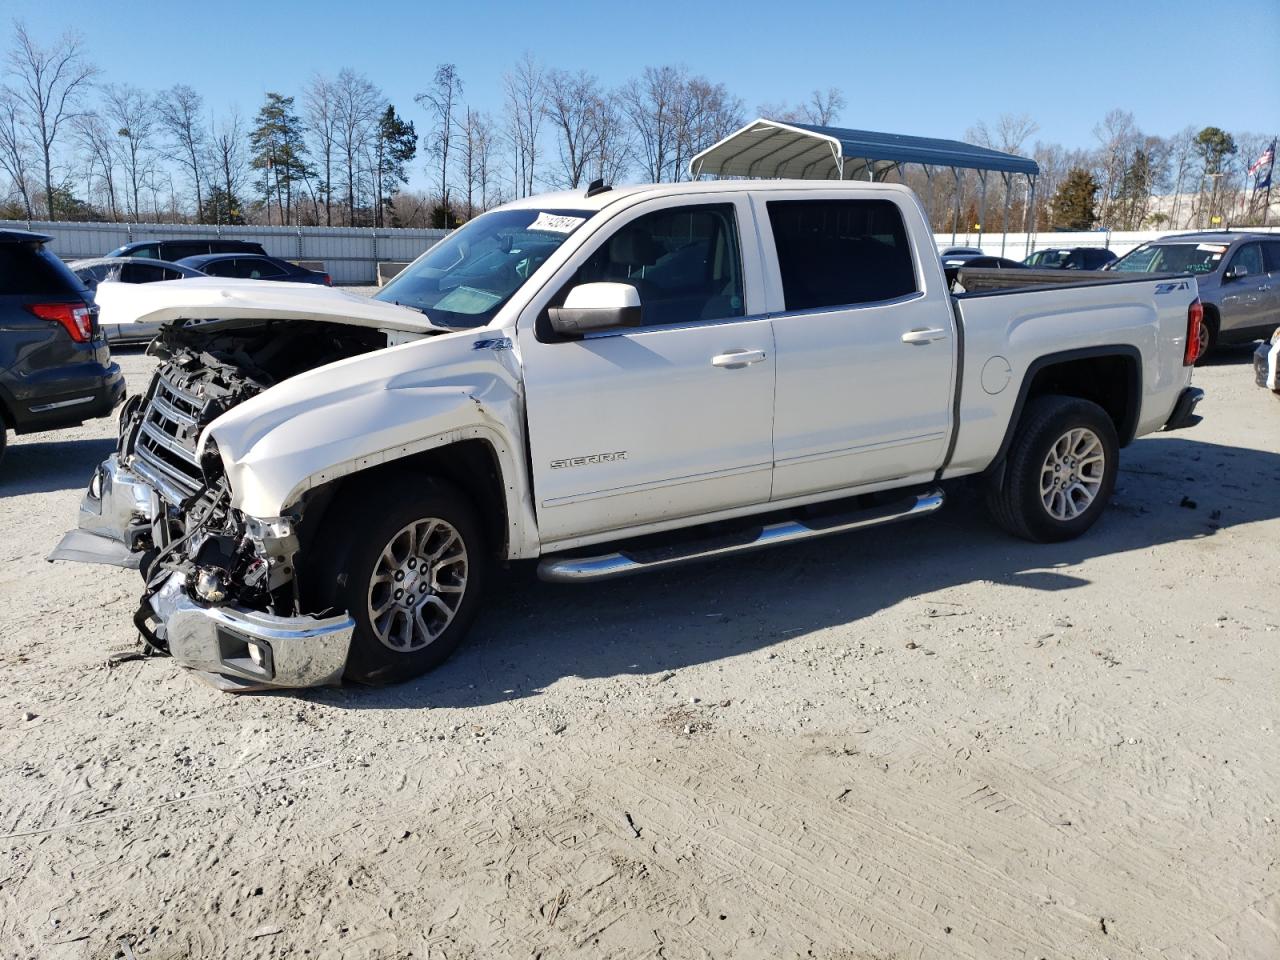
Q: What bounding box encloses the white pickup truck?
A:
[52,180,1206,690]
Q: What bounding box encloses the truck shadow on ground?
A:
[311,434,1280,711]
[0,437,115,496]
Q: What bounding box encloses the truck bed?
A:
[955,268,1189,295]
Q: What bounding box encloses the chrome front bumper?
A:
[48,454,155,568]
[50,455,355,691]
[147,573,355,691]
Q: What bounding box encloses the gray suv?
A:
[1109,232,1280,358]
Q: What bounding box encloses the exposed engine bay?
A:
[125,320,389,648]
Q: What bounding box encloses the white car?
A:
[53,179,1205,690]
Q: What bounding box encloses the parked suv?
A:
[1109,232,1280,357]
[0,230,124,467]
[106,238,267,261]
[1024,247,1117,270]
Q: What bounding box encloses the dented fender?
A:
[199,329,540,559]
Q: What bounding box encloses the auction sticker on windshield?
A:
[528,212,586,234]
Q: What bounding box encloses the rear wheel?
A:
[986,395,1119,543]
[308,474,488,685]
[0,425,7,471]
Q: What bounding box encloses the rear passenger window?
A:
[165,242,209,261]
[571,204,745,327]
[767,199,917,311]
[0,243,87,296]
[1263,242,1280,273]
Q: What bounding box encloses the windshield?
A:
[374,208,593,328]
[1109,242,1226,275]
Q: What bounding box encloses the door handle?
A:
[711,349,766,368]
[901,328,948,345]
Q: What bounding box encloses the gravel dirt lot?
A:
[1,346,1277,960]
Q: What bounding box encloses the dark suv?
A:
[0,230,124,467]
[106,238,267,261]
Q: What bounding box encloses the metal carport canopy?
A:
[690,118,1039,180]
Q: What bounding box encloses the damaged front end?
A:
[50,320,384,690]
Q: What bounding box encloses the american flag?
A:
[1248,141,1275,176]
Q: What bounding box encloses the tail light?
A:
[322,273,332,286]
[29,302,94,343]
[1183,298,1203,366]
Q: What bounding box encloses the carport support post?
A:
[1000,173,1013,258]
[1026,175,1038,256]
[976,170,988,251]
[922,165,936,231]
[950,168,963,245]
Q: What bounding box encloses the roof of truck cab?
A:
[496,179,918,214]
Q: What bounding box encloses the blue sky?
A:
[6,0,1278,190]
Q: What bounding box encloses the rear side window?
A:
[202,259,239,278]
[119,262,168,283]
[164,242,210,260]
[767,199,917,311]
[0,242,88,296]
[1263,242,1280,273]
[240,258,287,279]
[570,203,745,327]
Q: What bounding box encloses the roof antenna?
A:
[585,178,612,198]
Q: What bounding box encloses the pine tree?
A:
[374,105,417,227]
[249,93,310,224]
[1052,168,1098,230]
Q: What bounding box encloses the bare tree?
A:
[0,88,34,218]
[675,76,742,180]
[73,112,120,220]
[155,84,206,221]
[416,63,463,219]
[304,74,338,225]
[210,109,247,223]
[620,65,686,182]
[104,84,155,220]
[544,69,598,188]
[335,68,382,225]
[588,91,630,185]
[1092,109,1139,223]
[804,87,846,126]
[967,113,1040,155]
[502,53,544,197]
[5,22,97,219]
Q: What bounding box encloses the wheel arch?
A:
[284,427,533,564]
[989,345,1142,474]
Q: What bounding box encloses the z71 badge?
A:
[550,451,628,469]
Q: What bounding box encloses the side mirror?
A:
[548,282,643,335]
[1225,264,1248,281]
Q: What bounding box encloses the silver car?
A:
[1109,232,1280,359]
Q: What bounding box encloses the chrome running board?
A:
[537,488,944,583]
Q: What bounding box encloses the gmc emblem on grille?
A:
[550,451,628,469]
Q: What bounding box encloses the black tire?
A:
[986,395,1119,543]
[0,425,7,471]
[1195,310,1218,365]
[307,473,488,685]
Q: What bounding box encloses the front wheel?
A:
[986,395,1119,543]
[308,474,488,685]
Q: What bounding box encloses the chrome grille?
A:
[131,373,206,498]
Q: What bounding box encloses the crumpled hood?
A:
[199,328,524,517]
[102,276,446,335]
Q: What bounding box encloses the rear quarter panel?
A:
[946,277,1196,477]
